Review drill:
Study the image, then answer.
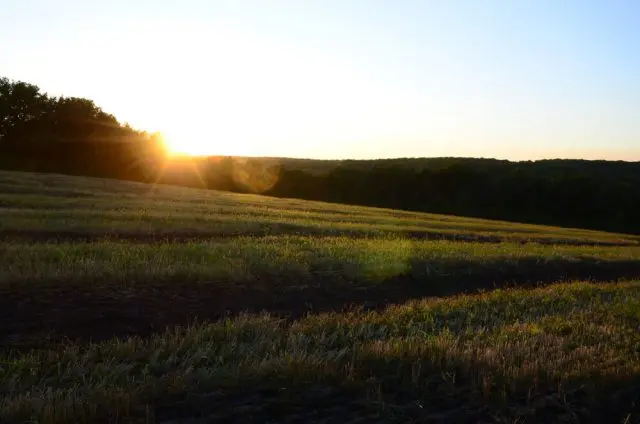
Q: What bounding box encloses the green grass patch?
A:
[1,237,639,288]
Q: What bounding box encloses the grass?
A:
[0,170,639,423]
[1,237,639,288]
[1,282,639,423]
[1,170,638,245]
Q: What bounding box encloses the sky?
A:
[1,0,639,160]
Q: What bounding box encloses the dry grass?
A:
[1,170,637,245]
[1,170,639,423]
[1,281,639,423]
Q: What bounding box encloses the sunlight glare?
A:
[161,129,212,156]
[160,124,259,157]
[126,26,429,159]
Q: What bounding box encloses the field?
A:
[1,170,639,423]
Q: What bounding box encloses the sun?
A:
[159,129,216,157]
[156,123,262,157]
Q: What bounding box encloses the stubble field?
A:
[0,170,639,423]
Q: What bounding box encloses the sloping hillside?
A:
[0,170,639,423]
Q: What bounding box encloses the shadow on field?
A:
[107,346,640,423]
[1,257,640,348]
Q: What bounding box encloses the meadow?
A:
[0,170,639,423]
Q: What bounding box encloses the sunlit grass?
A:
[1,237,638,287]
[1,171,637,245]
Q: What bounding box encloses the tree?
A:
[0,77,51,142]
[46,96,123,142]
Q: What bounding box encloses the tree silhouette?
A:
[0,77,51,142]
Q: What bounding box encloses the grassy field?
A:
[2,170,638,245]
[0,170,639,423]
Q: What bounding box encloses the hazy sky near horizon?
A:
[2,0,639,160]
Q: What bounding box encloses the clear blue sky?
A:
[2,0,639,160]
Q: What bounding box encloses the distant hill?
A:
[234,156,512,175]
[262,157,640,235]
[2,142,639,234]
[3,75,638,235]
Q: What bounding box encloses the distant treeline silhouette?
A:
[267,159,640,234]
[1,76,639,234]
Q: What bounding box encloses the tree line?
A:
[1,76,638,234]
[0,77,167,181]
[267,159,640,234]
